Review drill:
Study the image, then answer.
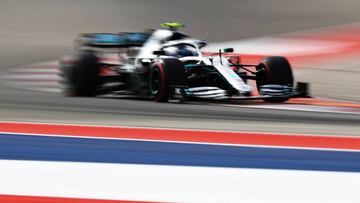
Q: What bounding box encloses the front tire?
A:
[256,56,294,103]
[149,58,185,102]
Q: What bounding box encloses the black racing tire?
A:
[59,52,99,97]
[149,58,185,102]
[256,56,294,103]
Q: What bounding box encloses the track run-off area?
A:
[0,121,360,202]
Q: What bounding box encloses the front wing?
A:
[182,82,310,101]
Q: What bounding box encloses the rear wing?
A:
[75,32,150,49]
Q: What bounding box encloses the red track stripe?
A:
[0,195,155,203]
[0,122,359,150]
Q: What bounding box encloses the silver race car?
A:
[59,22,309,103]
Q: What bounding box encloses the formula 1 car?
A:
[59,22,309,103]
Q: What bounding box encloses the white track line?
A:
[0,160,359,203]
[1,61,61,93]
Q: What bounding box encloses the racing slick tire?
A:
[256,56,294,103]
[59,52,99,97]
[149,58,185,102]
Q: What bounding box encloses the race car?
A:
[59,22,309,103]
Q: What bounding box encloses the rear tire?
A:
[149,58,185,102]
[60,52,99,97]
[256,56,294,103]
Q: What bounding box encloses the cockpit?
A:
[162,44,200,58]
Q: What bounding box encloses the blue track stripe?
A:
[0,133,360,172]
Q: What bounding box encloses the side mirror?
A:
[223,48,234,53]
[153,50,165,55]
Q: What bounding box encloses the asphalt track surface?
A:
[0,0,359,135]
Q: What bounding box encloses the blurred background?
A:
[0,0,359,134]
[1,0,360,101]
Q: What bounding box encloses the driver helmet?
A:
[177,45,196,57]
[163,47,178,56]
